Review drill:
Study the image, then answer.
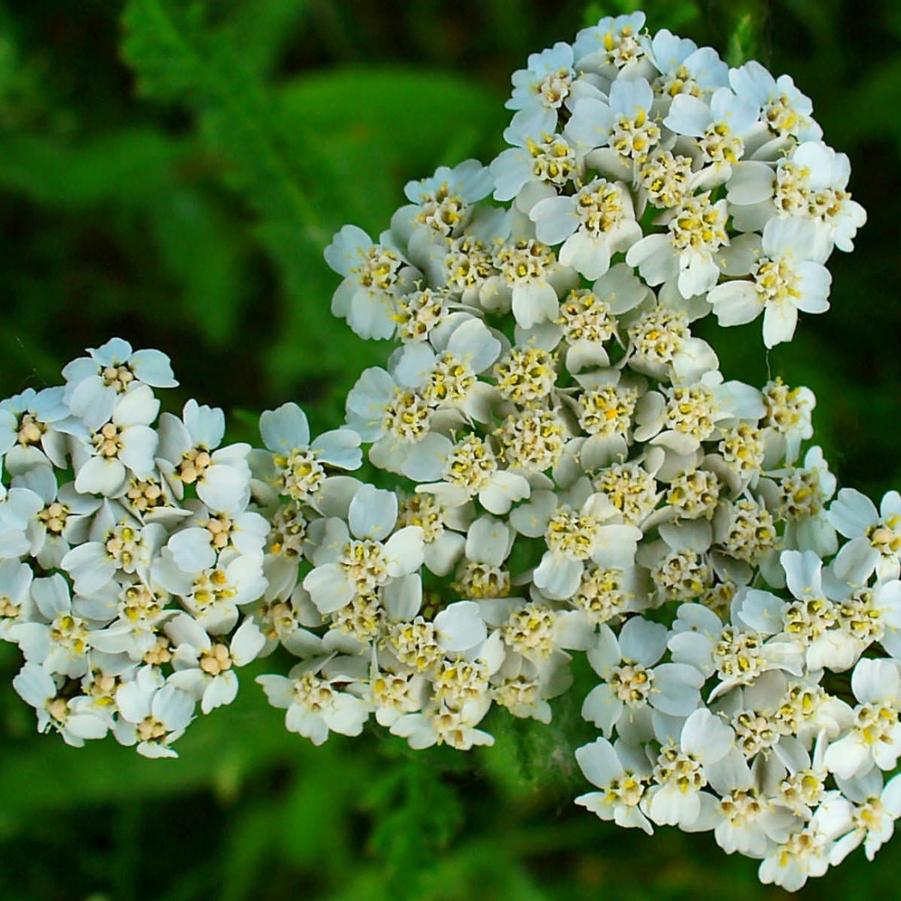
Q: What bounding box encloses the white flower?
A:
[848,579,901,659]
[114,665,196,758]
[302,485,424,614]
[639,521,714,605]
[728,141,866,253]
[491,120,579,206]
[665,87,759,185]
[152,549,267,634]
[61,501,164,595]
[390,316,502,420]
[582,618,703,739]
[257,656,371,746]
[482,237,576,329]
[758,825,832,892]
[729,60,822,142]
[418,433,530,516]
[345,366,453,482]
[157,399,251,514]
[88,580,174,661]
[11,574,96,678]
[776,549,860,672]
[62,338,176,431]
[12,464,101,569]
[13,662,109,747]
[565,77,658,162]
[823,658,901,780]
[511,489,642,599]
[369,666,427,728]
[258,402,361,506]
[710,754,797,857]
[760,378,815,467]
[572,13,647,75]
[626,191,729,297]
[324,225,418,340]
[645,28,728,98]
[667,597,803,693]
[397,159,493,241]
[166,504,269,573]
[575,737,654,834]
[530,178,641,279]
[72,384,160,496]
[829,769,901,864]
[0,386,75,471]
[641,707,736,829]
[166,613,264,713]
[390,701,495,751]
[634,369,763,456]
[829,488,901,583]
[507,42,575,126]
[395,490,467,577]
[709,217,831,346]
[624,285,718,383]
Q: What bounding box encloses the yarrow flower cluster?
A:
[0,12,894,892]
[1,339,270,757]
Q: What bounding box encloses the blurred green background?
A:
[1,1,899,898]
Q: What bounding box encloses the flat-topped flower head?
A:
[1,14,895,892]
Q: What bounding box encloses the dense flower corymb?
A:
[0,9,894,895]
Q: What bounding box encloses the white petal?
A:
[434,601,487,652]
[384,526,425,577]
[202,672,239,713]
[167,527,216,572]
[575,737,624,788]
[13,662,55,708]
[349,484,398,541]
[260,403,310,454]
[198,464,250,514]
[302,563,354,614]
[74,456,126,496]
[619,617,668,667]
[231,618,266,666]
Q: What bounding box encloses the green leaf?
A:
[220,0,310,77]
[121,0,326,242]
[0,129,185,208]
[148,186,247,346]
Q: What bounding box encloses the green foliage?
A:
[1,1,900,898]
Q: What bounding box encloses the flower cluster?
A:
[308,9,894,891]
[0,339,270,757]
[250,402,509,749]
[0,10,895,893]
